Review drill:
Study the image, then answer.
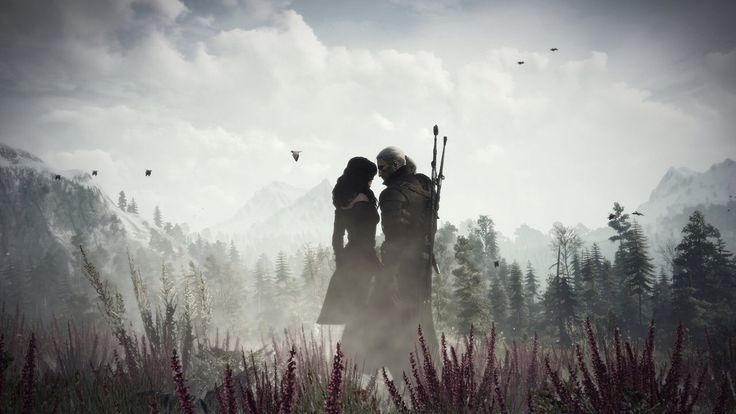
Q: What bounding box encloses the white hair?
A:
[377,146,406,166]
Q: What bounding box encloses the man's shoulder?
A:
[413,173,432,187]
[379,185,406,203]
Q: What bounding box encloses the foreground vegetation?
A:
[1,205,735,412]
[1,301,733,413]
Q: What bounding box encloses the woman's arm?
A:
[332,209,346,263]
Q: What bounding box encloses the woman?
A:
[317,157,380,325]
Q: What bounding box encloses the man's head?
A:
[376,146,406,180]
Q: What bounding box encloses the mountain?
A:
[215,179,334,260]
[207,181,305,238]
[637,159,735,220]
[494,159,736,279]
[636,158,736,258]
[0,143,184,319]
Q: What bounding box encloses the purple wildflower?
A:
[223,364,237,414]
[382,367,408,413]
[278,346,297,414]
[324,342,344,414]
[20,333,36,414]
[170,349,195,414]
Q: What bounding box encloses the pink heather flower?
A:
[324,342,344,414]
[170,349,195,414]
[20,333,36,414]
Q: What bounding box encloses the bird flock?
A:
[53,150,304,181]
[517,46,559,65]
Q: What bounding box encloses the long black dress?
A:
[317,198,385,371]
[317,199,380,324]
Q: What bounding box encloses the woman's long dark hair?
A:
[332,157,378,208]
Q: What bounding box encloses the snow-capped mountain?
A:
[208,181,305,238]
[637,159,735,220]
[215,179,334,260]
[492,159,736,277]
[0,143,181,319]
[636,158,736,257]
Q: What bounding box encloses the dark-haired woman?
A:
[317,157,379,326]
[317,157,381,366]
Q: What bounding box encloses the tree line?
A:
[437,203,735,347]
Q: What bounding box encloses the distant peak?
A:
[252,181,304,197]
[662,166,696,179]
[0,143,44,164]
[315,178,332,188]
[708,158,735,171]
[305,179,333,195]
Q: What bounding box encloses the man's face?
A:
[377,159,395,180]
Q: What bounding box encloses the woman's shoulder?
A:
[342,193,372,209]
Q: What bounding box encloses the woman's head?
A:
[333,156,378,208]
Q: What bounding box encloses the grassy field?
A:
[1,303,733,413]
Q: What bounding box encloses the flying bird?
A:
[291,151,302,162]
[550,48,558,51]
[145,170,152,176]
[92,170,98,176]
[493,260,500,268]
[632,211,644,216]
[517,61,525,65]
[54,174,61,181]
[608,213,616,220]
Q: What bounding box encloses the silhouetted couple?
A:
[317,147,438,379]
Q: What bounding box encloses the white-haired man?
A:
[369,146,438,378]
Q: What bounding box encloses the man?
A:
[373,146,439,377]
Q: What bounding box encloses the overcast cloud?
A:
[1,0,734,236]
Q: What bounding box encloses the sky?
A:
[1,0,735,237]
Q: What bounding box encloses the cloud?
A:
[389,0,463,15]
[0,4,731,236]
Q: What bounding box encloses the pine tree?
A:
[545,224,580,346]
[651,267,672,332]
[672,211,734,339]
[127,197,139,214]
[578,248,592,317]
[571,251,583,297]
[507,261,525,337]
[274,251,291,292]
[117,191,127,210]
[228,241,241,269]
[614,244,636,334]
[253,254,274,322]
[273,251,293,326]
[435,222,459,276]
[497,258,509,289]
[472,215,499,277]
[523,262,539,318]
[433,222,458,331]
[154,205,163,228]
[489,276,507,333]
[608,202,633,332]
[589,243,608,316]
[624,220,655,333]
[451,236,489,334]
[301,246,318,284]
[608,202,632,244]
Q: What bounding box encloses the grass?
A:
[0,250,733,412]
[1,303,733,413]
